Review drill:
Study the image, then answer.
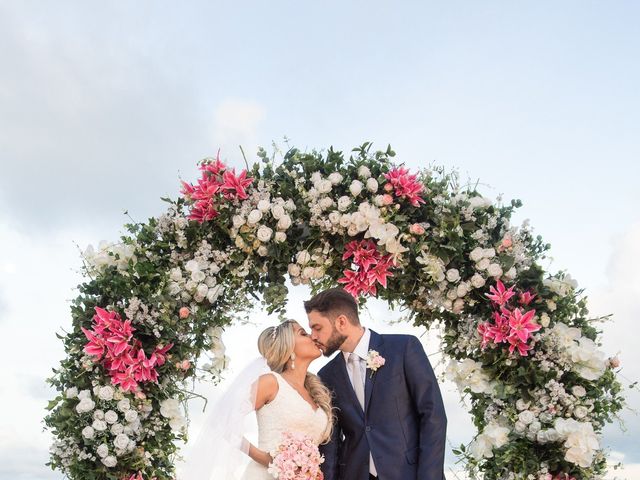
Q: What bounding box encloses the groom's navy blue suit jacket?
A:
[317,330,447,480]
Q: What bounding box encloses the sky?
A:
[0,1,639,479]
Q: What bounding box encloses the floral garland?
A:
[45,143,627,480]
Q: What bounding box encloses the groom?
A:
[305,288,447,480]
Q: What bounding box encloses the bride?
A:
[180,320,333,480]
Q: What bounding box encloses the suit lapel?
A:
[364,330,384,415]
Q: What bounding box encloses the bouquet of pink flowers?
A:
[267,431,324,480]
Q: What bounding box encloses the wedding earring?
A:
[290,353,296,370]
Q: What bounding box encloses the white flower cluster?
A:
[69,385,151,468]
[544,274,578,297]
[287,246,330,285]
[445,358,494,395]
[168,241,227,305]
[202,326,229,375]
[547,323,607,381]
[554,418,600,468]
[469,421,510,460]
[230,195,296,255]
[155,208,190,249]
[83,241,137,273]
[159,398,187,432]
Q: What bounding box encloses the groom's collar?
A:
[341,328,383,362]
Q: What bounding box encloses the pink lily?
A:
[508,308,540,343]
[519,291,536,305]
[485,280,516,306]
[220,169,253,200]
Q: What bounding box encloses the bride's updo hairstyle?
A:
[257,320,334,442]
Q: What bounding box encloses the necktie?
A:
[348,353,365,409]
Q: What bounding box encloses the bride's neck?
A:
[282,360,310,386]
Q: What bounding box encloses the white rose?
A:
[196,284,208,298]
[169,416,187,432]
[317,179,333,194]
[257,199,271,212]
[113,434,130,450]
[358,165,371,178]
[124,410,138,423]
[76,398,96,414]
[288,264,301,277]
[92,419,108,431]
[470,247,484,262]
[93,410,105,421]
[102,455,117,468]
[319,197,334,210]
[452,299,465,314]
[82,426,95,439]
[257,225,273,242]
[65,387,78,399]
[302,266,315,279]
[160,399,180,418]
[518,410,536,425]
[274,231,286,243]
[572,386,586,398]
[456,282,470,297]
[366,178,379,193]
[446,269,460,283]
[349,180,363,196]
[374,194,385,206]
[487,263,503,278]
[328,211,341,224]
[277,214,292,230]
[471,273,486,289]
[296,250,311,265]
[573,406,588,419]
[516,399,531,411]
[504,267,517,280]
[529,421,541,434]
[110,423,124,435]
[257,245,268,256]
[104,410,118,424]
[540,313,551,328]
[232,215,244,228]
[185,259,200,273]
[191,269,206,282]
[483,248,496,259]
[78,389,92,400]
[270,204,285,220]
[96,444,109,458]
[98,386,114,401]
[247,209,263,225]
[328,172,343,185]
[476,258,491,271]
[514,420,527,433]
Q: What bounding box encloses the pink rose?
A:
[383,183,394,192]
[409,223,425,235]
[179,307,190,319]
[382,194,393,205]
[608,356,620,368]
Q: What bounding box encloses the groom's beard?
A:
[322,329,348,357]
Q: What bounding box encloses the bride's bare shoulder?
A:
[255,373,279,407]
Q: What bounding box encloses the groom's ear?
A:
[335,314,349,331]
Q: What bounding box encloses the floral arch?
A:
[45,143,625,480]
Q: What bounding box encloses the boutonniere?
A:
[366,350,385,377]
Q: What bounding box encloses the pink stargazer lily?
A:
[508,308,540,343]
[338,239,395,298]
[485,280,517,306]
[82,307,173,392]
[383,167,426,207]
[180,154,254,222]
[519,291,536,305]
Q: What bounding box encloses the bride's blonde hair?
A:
[258,320,334,442]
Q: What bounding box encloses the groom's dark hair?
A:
[304,288,360,325]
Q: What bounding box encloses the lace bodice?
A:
[242,372,328,479]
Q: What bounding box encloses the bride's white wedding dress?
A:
[241,372,329,480]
